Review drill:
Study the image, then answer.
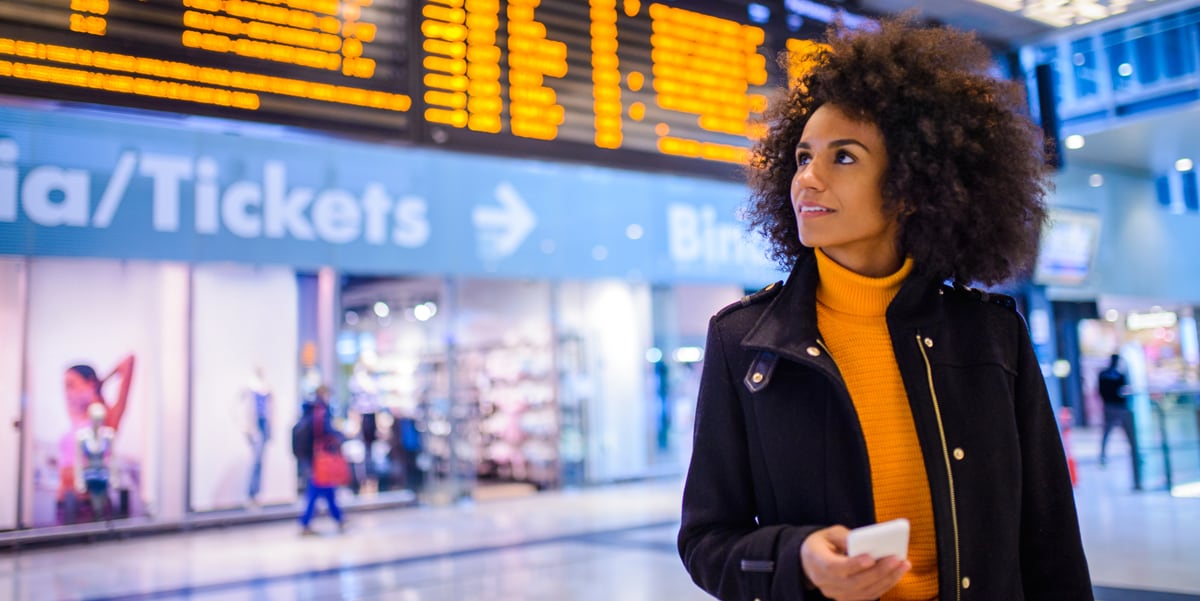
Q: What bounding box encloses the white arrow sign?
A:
[472,181,537,261]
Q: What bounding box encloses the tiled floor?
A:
[2,426,1198,601]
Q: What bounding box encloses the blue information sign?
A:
[0,106,782,286]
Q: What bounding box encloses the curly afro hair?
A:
[746,16,1051,286]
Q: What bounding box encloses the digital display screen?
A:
[0,0,842,175]
[0,0,413,132]
[1035,208,1101,287]
[417,0,811,174]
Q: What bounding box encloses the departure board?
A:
[0,0,413,132]
[0,0,843,175]
[417,0,803,175]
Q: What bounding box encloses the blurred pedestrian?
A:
[292,385,347,535]
[1098,353,1141,488]
[677,16,1092,601]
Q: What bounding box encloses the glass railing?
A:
[1022,6,1200,122]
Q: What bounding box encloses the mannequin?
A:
[75,402,115,521]
[59,355,134,523]
[349,361,380,493]
[245,367,273,507]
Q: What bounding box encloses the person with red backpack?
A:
[291,385,348,535]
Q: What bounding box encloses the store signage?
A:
[1126,311,1178,331]
[0,144,431,248]
[667,203,771,269]
[0,105,783,285]
[472,182,536,261]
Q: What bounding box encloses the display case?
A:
[458,343,560,489]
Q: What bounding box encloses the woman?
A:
[59,355,134,521]
[677,17,1091,601]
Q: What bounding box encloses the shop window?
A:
[23,259,187,528]
[557,281,654,484]
[454,279,556,494]
[189,264,301,512]
[0,259,26,530]
[1080,308,1200,492]
[339,276,448,502]
[650,283,744,473]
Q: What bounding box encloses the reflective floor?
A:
[3,427,1199,601]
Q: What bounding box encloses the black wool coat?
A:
[678,253,1092,601]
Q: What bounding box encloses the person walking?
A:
[292,386,347,535]
[1098,353,1141,489]
[677,16,1092,601]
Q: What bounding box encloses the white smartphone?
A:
[846,518,910,560]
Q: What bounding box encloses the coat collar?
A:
[741,251,944,361]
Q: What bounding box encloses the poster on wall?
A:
[190,265,300,512]
[0,259,27,531]
[24,259,182,527]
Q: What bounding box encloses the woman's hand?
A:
[800,525,910,601]
[103,354,135,384]
[102,354,136,431]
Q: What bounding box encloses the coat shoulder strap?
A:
[714,281,783,320]
[942,283,1018,312]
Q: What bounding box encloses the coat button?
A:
[962,576,971,589]
[806,346,821,357]
[751,372,764,384]
[923,337,934,348]
[953,448,965,460]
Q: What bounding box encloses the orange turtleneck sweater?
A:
[814,249,938,601]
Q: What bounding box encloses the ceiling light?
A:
[1088,173,1103,187]
[1176,158,1194,172]
[1118,63,1134,77]
[972,0,1160,28]
[747,3,770,23]
[1052,359,1072,378]
[1064,135,1085,150]
[413,302,437,322]
[373,301,389,318]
